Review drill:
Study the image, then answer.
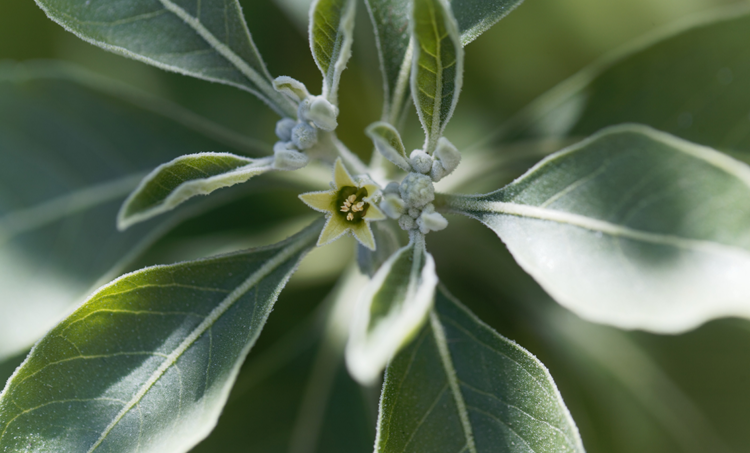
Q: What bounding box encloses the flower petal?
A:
[351,221,376,250]
[333,158,357,189]
[364,203,387,221]
[318,215,351,246]
[299,190,335,213]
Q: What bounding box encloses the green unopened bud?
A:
[380,194,406,219]
[292,123,318,150]
[432,137,461,181]
[399,173,434,208]
[409,150,433,174]
[398,214,416,231]
[308,96,339,131]
[275,118,297,142]
[273,76,310,103]
[273,142,309,170]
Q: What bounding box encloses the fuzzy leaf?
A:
[118,153,276,230]
[366,121,411,171]
[0,61,274,362]
[505,4,750,155]
[0,221,322,452]
[453,0,526,45]
[309,0,357,105]
[34,0,296,117]
[411,0,464,153]
[444,125,750,333]
[376,288,584,453]
[346,233,437,385]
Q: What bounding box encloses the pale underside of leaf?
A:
[445,124,750,332]
[34,0,297,117]
[0,221,323,452]
[375,287,584,453]
[411,0,464,153]
[117,152,276,230]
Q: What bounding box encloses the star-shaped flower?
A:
[299,158,386,250]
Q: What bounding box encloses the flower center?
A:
[337,186,369,222]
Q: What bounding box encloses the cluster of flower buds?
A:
[271,76,340,171]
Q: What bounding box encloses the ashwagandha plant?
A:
[2,0,750,451]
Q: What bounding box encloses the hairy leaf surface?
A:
[376,288,584,453]
[411,0,464,153]
[347,234,437,385]
[453,0,525,45]
[0,62,272,361]
[505,4,750,154]
[34,0,296,116]
[309,0,356,105]
[0,221,322,452]
[445,125,750,333]
[118,153,276,230]
[366,121,410,171]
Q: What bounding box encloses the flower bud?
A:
[272,76,310,103]
[380,194,406,219]
[417,210,448,234]
[398,214,416,231]
[432,137,461,181]
[292,122,318,150]
[307,96,339,131]
[273,142,309,170]
[275,118,296,142]
[399,173,435,208]
[409,150,433,174]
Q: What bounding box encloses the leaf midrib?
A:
[85,229,316,452]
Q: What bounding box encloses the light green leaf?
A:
[376,287,584,453]
[0,220,323,452]
[118,153,276,230]
[309,0,357,105]
[346,233,437,386]
[443,124,750,333]
[503,4,750,154]
[366,121,411,171]
[34,0,296,117]
[411,0,464,153]
[0,61,274,362]
[452,0,525,45]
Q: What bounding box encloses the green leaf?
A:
[452,0,525,45]
[376,287,584,453]
[443,124,750,333]
[0,61,273,361]
[0,220,323,452]
[366,121,411,171]
[118,153,276,230]
[309,0,357,105]
[411,0,464,153]
[504,4,750,153]
[346,233,437,385]
[34,0,296,117]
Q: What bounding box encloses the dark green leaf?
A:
[0,61,272,361]
[444,125,750,333]
[118,153,276,230]
[0,221,323,452]
[309,0,357,105]
[34,0,296,116]
[411,0,464,153]
[376,287,584,453]
[453,0,525,45]
[504,5,750,154]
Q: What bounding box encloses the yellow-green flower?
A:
[299,158,386,250]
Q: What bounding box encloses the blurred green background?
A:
[3,0,750,452]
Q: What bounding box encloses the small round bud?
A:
[292,122,318,150]
[384,181,401,195]
[380,194,406,219]
[409,150,433,174]
[399,173,435,208]
[398,214,416,231]
[275,118,296,142]
[308,96,339,131]
[433,137,461,178]
[430,160,448,182]
[273,142,309,170]
[417,211,448,234]
[297,97,313,122]
[408,208,421,219]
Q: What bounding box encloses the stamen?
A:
[352,201,365,212]
[347,212,354,221]
[347,195,357,203]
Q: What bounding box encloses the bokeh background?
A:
[2,0,750,452]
